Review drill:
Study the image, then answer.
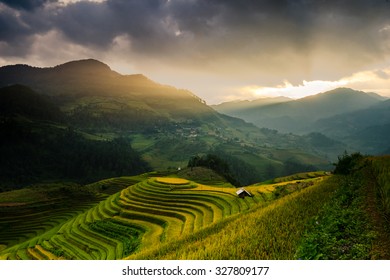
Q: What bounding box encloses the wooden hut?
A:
[236,188,252,198]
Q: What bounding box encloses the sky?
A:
[1,0,390,104]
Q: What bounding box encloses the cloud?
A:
[0,0,56,11]
[233,67,390,102]
[1,0,390,102]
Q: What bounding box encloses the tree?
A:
[333,151,364,175]
[187,154,241,187]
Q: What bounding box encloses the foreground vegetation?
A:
[1,155,389,260]
[296,155,390,259]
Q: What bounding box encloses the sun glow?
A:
[245,80,348,99]
[239,68,390,100]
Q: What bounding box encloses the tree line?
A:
[0,119,151,191]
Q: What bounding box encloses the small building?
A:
[236,188,252,199]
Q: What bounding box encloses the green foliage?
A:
[296,175,376,259]
[333,151,364,175]
[0,84,63,121]
[273,185,289,199]
[210,148,262,185]
[51,248,65,258]
[188,154,241,187]
[283,159,317,176]
[0,122,151,188]
[177,167,228,186]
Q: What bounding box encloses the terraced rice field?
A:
[0,173,325,260]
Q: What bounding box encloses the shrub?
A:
[333,152,364,175]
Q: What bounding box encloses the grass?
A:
[296,156,390,260]
[296,175,376,259]
[370,155,390,221]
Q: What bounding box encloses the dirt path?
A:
[363,168,390,259]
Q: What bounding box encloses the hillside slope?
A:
[212,96,292,115]
[0,171,328,260]
[0,59,339,184]
[213,88,386,134]
[1,155,389,260]
[0,85,150,188]
[131,156,390,260]
[0,59,217,129]
[313,100,390,154]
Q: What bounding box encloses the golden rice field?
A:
[155,177,190,185]
[129,176,335,259]
[0,172,331,260]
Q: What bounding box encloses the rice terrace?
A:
[1,155,389,260]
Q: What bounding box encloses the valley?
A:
[0,59,389,260]
[0,60,338,189]
[213,88,390,155]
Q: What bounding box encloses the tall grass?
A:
[370,156,390,222]
[296,174,376,259]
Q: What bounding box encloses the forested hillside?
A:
[0,60,340,188]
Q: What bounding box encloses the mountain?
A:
[0,84,151,188]
[0,59,341,187]
[314,99,390,138]
[213,88,386,134]
[0,84,63,121]
[212,87,389,155]
[313,99,390,154]
[212,96,292,115]
[0,59,217,130]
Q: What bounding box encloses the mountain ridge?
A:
[0,59,349,187]
[213,87,387,134]
[212,96,292,114]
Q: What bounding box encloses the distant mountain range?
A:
[213,96,292,114]
[213,88,390,155]
[0,59,367,188]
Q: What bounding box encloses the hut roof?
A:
[236,188,251,196]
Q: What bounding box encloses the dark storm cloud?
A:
[0,0,56,11]
[47,0,176,51]
[0,1,54,56]
[1,0,390,79]
[52,1,116,47]
[0,8,30,40]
